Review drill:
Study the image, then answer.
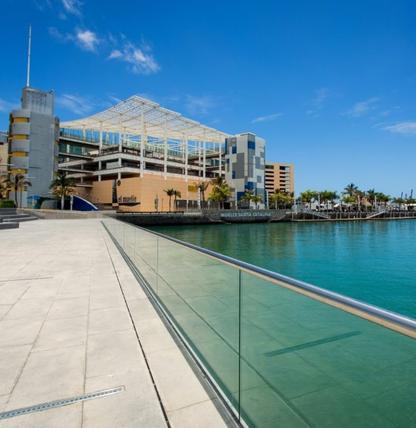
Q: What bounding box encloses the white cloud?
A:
[108,41,160,75]
[345,97,379,117]
[108,49,122,59]
[76,29,99,51]
[49,29,160,75]
[0,98,18,113]
[252,112,283,123]
[56,94,96,116]
[49,27,99,52]
[61,0,82,16]
[383,121,416,135]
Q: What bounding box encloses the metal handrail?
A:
[117,220,416,335]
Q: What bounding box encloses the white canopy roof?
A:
[61,95,229,143]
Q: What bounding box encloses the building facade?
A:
[0,132,8,176]
[8,87,58,206]
[265,162,295,197]
[58,96,228,211]
[224,133,265,206]
[3,93,271,212]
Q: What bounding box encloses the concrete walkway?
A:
[0,220,230,427]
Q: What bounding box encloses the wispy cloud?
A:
[184,95,219,116]
[345,97,379,117]
[61,0,82,16]
[76,29,99,51]
[49,27,160,75]
[0,98,18,113]
[49,27,99,52]
[307,87,330,117]
[383,121,416,135]
[252,112,283,123]
[108,41,160,75]
[56,94,96,116]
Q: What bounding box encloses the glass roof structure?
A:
[61,95,230,143]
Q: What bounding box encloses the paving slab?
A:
[0,219,230,427]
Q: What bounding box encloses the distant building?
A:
[56,96,267,211]
[224,133,266,206]
[0,132,8,176]
[265,162,295,197]
[8,87,59,206]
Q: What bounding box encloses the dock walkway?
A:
[0,219,229,427]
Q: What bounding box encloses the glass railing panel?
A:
[240,271,416,428]
[156,237,240,410]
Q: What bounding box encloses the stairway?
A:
[0,208,39,230]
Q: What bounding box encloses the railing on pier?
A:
[103,218,416,428]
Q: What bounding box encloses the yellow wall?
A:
[0,143,8,175]
[79,174,212,212]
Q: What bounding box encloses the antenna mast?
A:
[26,25,32,87]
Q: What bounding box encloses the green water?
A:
[151,220,416,318]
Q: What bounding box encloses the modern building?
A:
[0,132,8,176]
[8,86,59,206]
[265,162,295,197]
[58,95,230,211]
[58,97,270,211]
[224,133,266,206]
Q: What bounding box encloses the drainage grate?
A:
[0,386,125,420]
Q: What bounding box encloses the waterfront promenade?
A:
[0,220,230,427]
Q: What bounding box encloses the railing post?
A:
[238,268,242,422]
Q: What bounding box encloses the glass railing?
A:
[102,218,416,428]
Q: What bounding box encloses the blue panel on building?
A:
[237,191,245,201]
[245,182,254,190]
[232,145,237,154]
[232,171,236,179]
[248,141,256,150]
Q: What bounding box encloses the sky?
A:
[1,0,416,196]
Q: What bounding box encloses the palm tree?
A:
[210,176,226,187]
[13,174,31,208]
[269,190,292,209]
[251,194,262,209]
[300,190,318,209]
[173,190,182,210]
[0,177,12,200]
[197,181,209,206]
[208,178,231,209]
[240,190,254,208]
[163,188,176,212]
[50,172,76,210]
[320,191,338,210]
[344,183,358,197]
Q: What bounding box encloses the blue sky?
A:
[1,0,416,196]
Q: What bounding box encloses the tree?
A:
[320,191,338,210]
[269,190,293,209]
[50,172,76,210]
[300,190,318,208]
[163,188,176,212]
[240,190,254,208]
[344,183,358,197]
[173,190,182,210]
[197,181,209,205]
[0,177,12,200]
[13,174,31,208]
[375,192,390,207]
[342,195,356,206]
[208,178,231,209]
[251,195,262,209]
[393,197,405,210]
